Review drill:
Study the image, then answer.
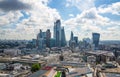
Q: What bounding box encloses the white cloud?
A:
[63,7,120,40]
[0,11,23,26]
[66,0,95,11]
[0,0,61,40]
[98,2,120,15]
[0,0,120,40]
[69,14,74,17]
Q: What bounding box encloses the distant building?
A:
[85,51,115,63]
[38,29,43,38]
[70,31,74,41]
[6,63,22,70]
[87,56,96,66]
[32,39,37,47]
[37,30,46,50]
[36,20,66,49]
[54,20,61,47]
[46,29,51,48]
[74,36,78,47]
[37,29,42,48]
[42,32,46,39]
[61,27,66,47]
[92,33,100,50]
[82,38,91,49]
[69,31,79,49]
[50,38,56,48]
[38,38,44,50]
[4,49,21,56]
[69,31,74,47]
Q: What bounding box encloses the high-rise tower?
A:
[70,31,74,41]
[54,20,61,47]
[37,29,47,50]
[69,31,74,47]
[37,29,44,50]
[92,33,100,49]
[46,29,51,48]
[61,27,66,47]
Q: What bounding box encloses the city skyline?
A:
[36,20,67,49]
[0,0,120,40]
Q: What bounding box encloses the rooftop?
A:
[66,67,92,77]
[105,73,120,77]
[86,51,114,57]
[102,68,120,73]
[29,70,47,77]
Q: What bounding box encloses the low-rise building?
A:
[87,55,96,66]
[4,49,21,56]
[0,73,12,77]
[6,63,22,71]
[66,67,93,77]
[85,51,115,63]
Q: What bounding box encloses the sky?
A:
[0,0,120,41]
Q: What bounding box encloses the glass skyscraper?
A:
[61,27,66,47]
[70,31,74,41]
[54,20,61,47]
[46,29,51,48]
[74,36,78,46]
[69,31,74,47]
[37,29,47,50]
[92,33,100,49]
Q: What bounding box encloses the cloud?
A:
[63,7,120,40]
[0,0,61,40]
[0,0,31,11]
[0,11,23,27]
[0,0,120,40]
[66,0,95,11]
[69,14,74,17]
[98,2,120,15]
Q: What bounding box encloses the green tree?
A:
[54,71,61,77]
[31,63,41,72]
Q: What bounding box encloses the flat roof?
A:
[86,51,114,56]
[29,70,47,77]
[103,68,120,73]
[105,73,120,77]
[66,67,92,77]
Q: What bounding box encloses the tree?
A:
[31,63,41,72]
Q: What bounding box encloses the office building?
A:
[37,29,46,50]
[61,27,66,47]
[69,31,74,47]
[54,20,61,47]
[46,29,51,48]
[32,39,37,47]
[92,33,100,49]
[74,36,78,46]
[50,38,56,48]
[35,20,67,50]
[70,31,74,41]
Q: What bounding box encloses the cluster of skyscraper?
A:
[69,31,78,48]
[36,20,66,50]
[69,32,100,50]
[33,19,100,51]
